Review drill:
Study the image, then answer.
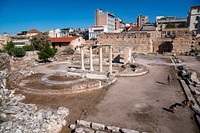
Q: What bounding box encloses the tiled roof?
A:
[191,6,200,9]
[128,26,141,31]
[51,37,79,43]
[27,29,40,34]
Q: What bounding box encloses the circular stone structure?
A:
[9,61,147,95]
[41,71,86,85]
[11,70,117,95]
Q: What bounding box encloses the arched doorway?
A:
[158,41,173,54]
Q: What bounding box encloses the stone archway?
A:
[158,41,173,54]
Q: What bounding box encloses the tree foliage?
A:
[30,32,50,50]
[37,42,57,62]
[11,47,26,57]
[23,44,35,51]
[178,22,187,28]
[4,42,26,57]
[166,22,175,28]
[4,41,15,55]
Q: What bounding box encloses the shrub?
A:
[23,45,35,51]
[11,47,26,57]
[4,42,15,55]
[37,42,57,62]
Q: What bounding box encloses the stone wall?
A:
[97,33,153,54]
[98,32,194,54]
[172,34,193,54]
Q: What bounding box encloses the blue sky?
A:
[0,0,199,35]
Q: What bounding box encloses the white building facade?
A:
[188,6,200,34]
[88,25,108,40]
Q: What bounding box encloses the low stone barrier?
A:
[70,120,145,133]
[116,64,148,77]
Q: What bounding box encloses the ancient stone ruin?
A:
[97,32,194,54]
[0,71,69,133]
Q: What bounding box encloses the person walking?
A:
[168,74,172,86]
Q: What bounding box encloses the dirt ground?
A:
[15,54,199,133]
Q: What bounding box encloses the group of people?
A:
[168,100,194,113]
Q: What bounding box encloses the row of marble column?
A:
[80,46,112,73]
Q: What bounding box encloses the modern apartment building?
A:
[115,18,125,30]
[156,16,187,31]
[187,6,200,35]
[88,25,108,40]
[137,15,148,27]
[95,9,115,32]
[11,35,30,47]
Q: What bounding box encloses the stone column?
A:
[124,47,132,64]
[80,47,85,70]
[89,46,94,71]
[109,46,112,73]
[99,46,103,72]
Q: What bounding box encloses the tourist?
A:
[168,103,183,113]
[107,72,110,77]
[181,99,194,107]
[167,74,172,85]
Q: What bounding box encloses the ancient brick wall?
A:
[97,33,153,53]
[172,34,193,54]
[97,32,194,54]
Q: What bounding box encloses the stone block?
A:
[57,106,69,118]
[91,122,105,130]
[106,126,120,132]
[77,120,91,128]
[95,131,107,133]
[4,106,22,114]
[69,124,76,130]
[75,127,84,133]
[83,127,95,133]
[121,128,139,133]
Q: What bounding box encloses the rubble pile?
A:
[0,72,69,133]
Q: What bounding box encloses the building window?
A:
[198,8,200,12]
[196,16,199,21]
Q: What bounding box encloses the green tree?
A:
[166,22,175,28]
[37,42,57,63]
[12,47,26,57]
[178,22,187,28]
[30,32,50,50]
[23,44,35,51]
[4,41,15,55]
